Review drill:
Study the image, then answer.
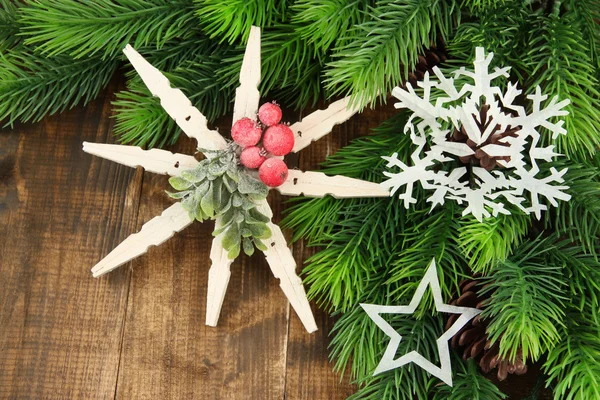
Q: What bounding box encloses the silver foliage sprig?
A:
[168,146,272,259]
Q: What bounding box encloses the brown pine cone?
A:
[405,40,448,88]
[448,104,521,171]
[446,278,528,381]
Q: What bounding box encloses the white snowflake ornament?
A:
[82,27,389,333]
[381,47,572,221]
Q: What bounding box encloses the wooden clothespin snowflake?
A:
[83,26,389,333]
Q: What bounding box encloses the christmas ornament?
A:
[240,146,266,169]
[231,117,263,147]
[82,26,389,333]
[258,102,282,126]
[262,124,295,156]
[259,158,288,187]
[381,47,572,221]
[361,258,481,386]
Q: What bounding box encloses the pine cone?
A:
[446,278,528,381]
[405,40,448,88]
[447,104,521,171]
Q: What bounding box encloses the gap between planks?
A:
[112,167,145,400]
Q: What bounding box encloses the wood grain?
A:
[0,78,139,399]
[0,77,549,399]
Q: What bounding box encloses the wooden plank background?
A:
[0,75,548,399]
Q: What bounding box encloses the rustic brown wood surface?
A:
[0,76,550,399]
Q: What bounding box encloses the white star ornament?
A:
[360,258,481,386]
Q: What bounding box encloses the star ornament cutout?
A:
[360,258,481,386]
[82,26,389,334]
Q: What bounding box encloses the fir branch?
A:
[457,212,531,274]
[318,113,413,181]
[431,358,506,400]
[547,241,600,321]
[134,36,225,73]
[0,47,118,125]
[267,57,323,111]
[169,59,235,122]
[324,0,460,107]
[480,236,569,363]
[284,196,344,243]
[19,0,198,59]
[0,0,22,51]
[291,0,371,54]
[385,204,466,312]
[300,197,404,312]
[447,1,530,80]
[459,0,508,13]
[550,161,600,257]
[543,309,600,400]
[523,13,600,160]
[194,0,289,44]
[564,0,600,70]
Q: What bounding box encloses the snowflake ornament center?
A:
[382,47,572,221]
[449,104,521,171]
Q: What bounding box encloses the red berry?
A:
[259,158,288,187]
[240,146,266,169]
[258,102,282,126]
[232,117,262,147]
[262,124,295,156]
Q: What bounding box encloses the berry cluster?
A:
[231,102,294,187]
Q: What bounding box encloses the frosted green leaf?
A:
[235,212,245,224]
[169,176,193,191]
[232,193,243,207]
[167,190,192,199]
[234,196,252,210]
[208,159,228,176]
[221,223,240,250]
[181,167,206,183]
[193,190,208,221]
[227,243,240,259]
[220,208,235,227]
[241,228,253,237]
[222,174,238,192]
[248,208,270,223]
[195,180,210,197]
[220,197,232,214]
[249,223,272,239]
[237,173,268,196]
[200,181,215,217]
[242,238,254,256]
[213,179,223,211]
[254,239,268,252]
